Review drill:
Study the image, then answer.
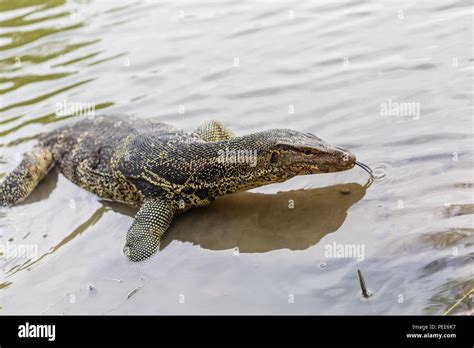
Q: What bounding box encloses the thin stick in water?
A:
[358,269,371,298]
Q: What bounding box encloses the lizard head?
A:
[262,129,356,175]
[201,129,357,196]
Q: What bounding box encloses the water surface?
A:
[0,0,472,314]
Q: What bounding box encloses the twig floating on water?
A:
[358,269,371,298]
[127,286,142,300]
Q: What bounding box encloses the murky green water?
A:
[0,0,472,314]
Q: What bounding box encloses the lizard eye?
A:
[270,152,279,164]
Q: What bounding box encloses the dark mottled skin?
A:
[40,115,196,207]
[1,114,357,261]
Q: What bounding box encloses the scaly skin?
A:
[0,115,356,261]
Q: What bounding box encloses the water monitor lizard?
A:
[0,115,370,261]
